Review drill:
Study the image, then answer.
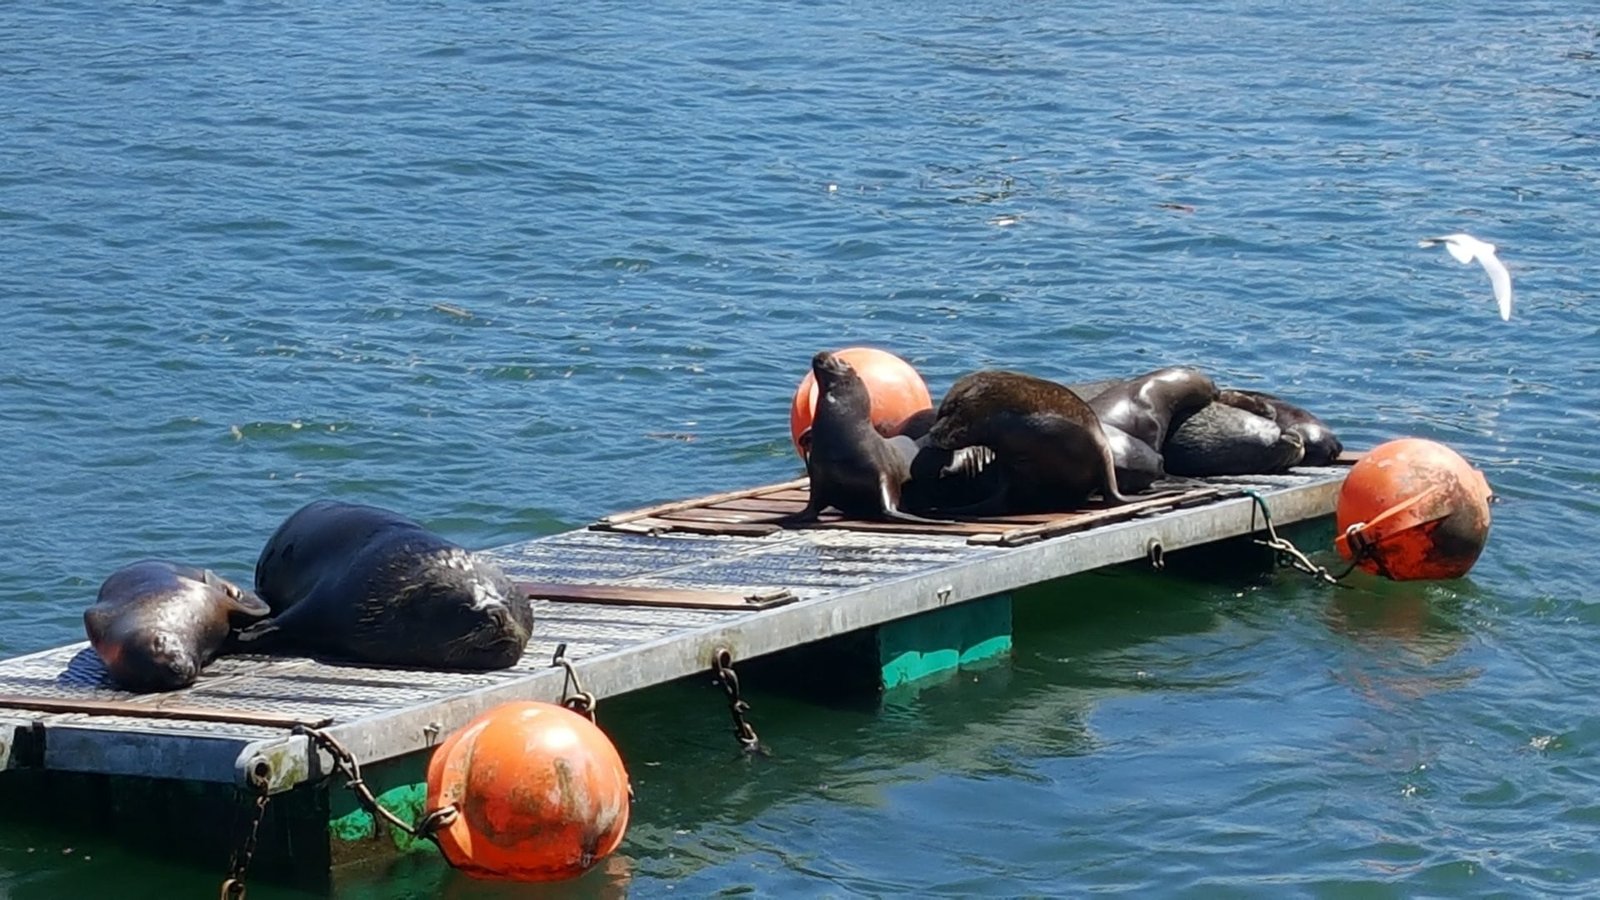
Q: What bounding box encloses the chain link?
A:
[711,648,765,755]
[294,726,456,843]
[1243,490,1361,586]
[551,642,597,722]
[219,772,270,900]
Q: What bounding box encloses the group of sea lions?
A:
[791,353,1342,524]
[84,501,533,693]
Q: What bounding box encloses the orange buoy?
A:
[1334,438,1493,581]
[425,701,631,882]
[788,347,932,457]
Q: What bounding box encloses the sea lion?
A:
[1102,422,1167,494]
[1163,402,1306,476]
[85,560,269,692]
[787,352,950,524]
[925,369,1133,512]
[1089,367,1218,452]
[239,500,534,669]
[876,407,937,441]
[1218,389,1343,466]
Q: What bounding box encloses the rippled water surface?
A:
[3,0,1598,896]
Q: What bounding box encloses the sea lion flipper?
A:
[230,618,282,646]
[779,501,821,526]
[881,507,958,526]
[877,477,956,525]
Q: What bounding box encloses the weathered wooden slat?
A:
[657,506,791,525]
[0,695,333,729]
[706,496,810,513]
[603,517,783,537]
[517,581,796,611]
[798,517,1018,536]
[596,478,808,526]
[971,488,1228,546]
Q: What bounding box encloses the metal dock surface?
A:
[0,466,1348,794]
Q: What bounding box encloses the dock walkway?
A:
[0,466,1348,795]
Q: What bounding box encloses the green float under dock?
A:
[0,461,1353,890]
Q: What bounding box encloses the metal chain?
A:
[551,642,597,722]
[1243,490,1361,587]
[293,726,456,843]
[711,648,765,756]
[218,773,270,900]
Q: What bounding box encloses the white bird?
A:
[1418,233,1513,321]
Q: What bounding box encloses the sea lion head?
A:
[1291,423,1342,466]
[810,350,870,416]
[110,630,202,693]
[810,350,857,390]
[401,549,534,670]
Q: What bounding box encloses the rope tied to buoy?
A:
[711,647,766,756]
[1243,490,1362,586]
[293,725,457,842]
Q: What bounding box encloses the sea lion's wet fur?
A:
[86,560,269,692]
[1217,389,1342,466]
[1163,401,1306,476]
[790,352,949,524]
[242,501,533,669]
[876,407,937,441]
[926,370,1132,512]
[1089,367,1218,452]
[1102,423,1166,494]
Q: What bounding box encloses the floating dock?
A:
[0,462,1351,888]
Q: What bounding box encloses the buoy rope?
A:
[1242,491,1360,586]
[293,725,457,843]
[711,648,766,756]
[551,643,598,722]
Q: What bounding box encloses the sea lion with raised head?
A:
[1163,402,1306,476]
[787,352,951,525]
[1089,366,1218,452]
[85,560,270,692]
[239,500,533,670]
[925,369,1133,513]
[1218,389,1343,466]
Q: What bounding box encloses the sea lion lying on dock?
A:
[239,500,533,670]
[86,560,269,692]
[1217,389,1343,466]
[924,369,1133,513]
[1163,402,1306,476]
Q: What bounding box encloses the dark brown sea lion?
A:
[1163,402,1306,476]
[1088,366,1218,452]
[876,407,937,441]
[1217,389,1343,466]
[787,352,950,524]
[85,560,269,692]
[238,500,533,669]
[925,369,1133,512]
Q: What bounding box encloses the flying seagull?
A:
[1418,233,1513,321]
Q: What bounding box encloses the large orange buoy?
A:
[1334,438,1493,581]
[425,701,631,882]
[788,347,932,457]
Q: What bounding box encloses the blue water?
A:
[3,0,1598,895]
